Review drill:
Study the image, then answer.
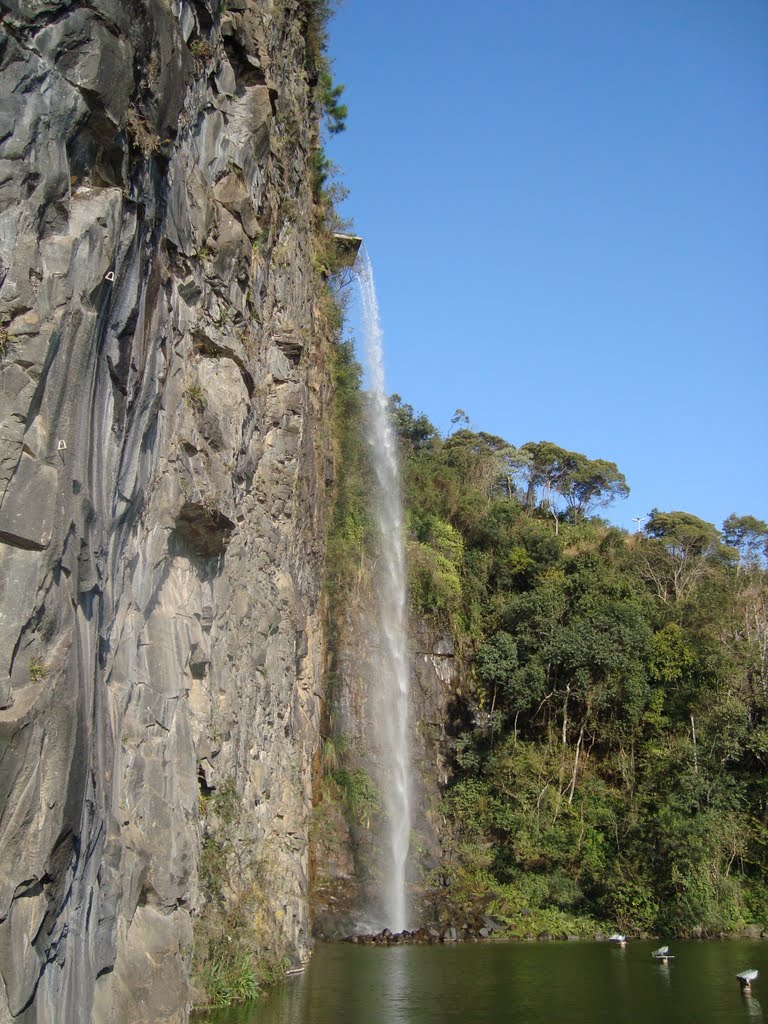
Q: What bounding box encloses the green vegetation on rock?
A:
[193,779,288,1009]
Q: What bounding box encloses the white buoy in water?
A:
[738,969,759,991]
[651,945,674,961]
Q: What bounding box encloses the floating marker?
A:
[56,440,67,452]
[738,970,759,990]
[104,271,115,282]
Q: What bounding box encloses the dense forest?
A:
[328,338,768,939]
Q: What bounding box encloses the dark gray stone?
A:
[0,1,331,1020]
[0,457,58,550]
[34,10,135,124]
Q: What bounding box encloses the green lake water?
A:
[198,939,767,1024]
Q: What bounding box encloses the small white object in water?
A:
[738,969,759,988]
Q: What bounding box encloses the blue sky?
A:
[326,0,768,533]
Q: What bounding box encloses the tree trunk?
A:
[568,725,585,805]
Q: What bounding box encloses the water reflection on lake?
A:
[197,940,768,1024]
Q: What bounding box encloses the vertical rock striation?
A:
[0,1,332,1019]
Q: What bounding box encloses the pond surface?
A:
[198,939,767,1024]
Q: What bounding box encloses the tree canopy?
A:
[388,402,768,938]
[723,513,768,567]
[519,441,629,520]
[325,368,768,938]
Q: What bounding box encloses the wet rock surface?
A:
[0,1,331,1020]
[342,917,504,946]
[311,623,460,933]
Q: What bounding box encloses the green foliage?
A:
[193,777,289,1009]
[189,38,214,61]
[185,380,206,412]
[645,509,722,552]
[212,776,240,827]
[299,0,336,72]
[125,107,161,156]
[325,340,375,605]
[300,0,348,239]
[519,440,629,518]
[320,735,341,774]
[28,658,47,682]
[391,403,768,937]
[0,320,11,359]
[196,941,260,1007]
[318,67,347,135]
[195,927,287,1009]
[310,148,332,201]
[197,778,243,907]
[300,0,347,135]
[390,395,439,451]
[489,873,607,938]
[475,632,531,710]
[311,221,355,282]
[319,284,763,937]
[637,509,735,606]
[407,517,464,624]
[199,835,228,905]
[723,513,768,567]
[602,878,660,934]
[316,737,380,871]
[649,623,696,685]
[333,767,381,827]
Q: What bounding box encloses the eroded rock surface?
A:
[0,2,331,1020]
[311,616,459,935]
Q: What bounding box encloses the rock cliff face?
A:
[0,1,333,1020]
[312,605,459,936]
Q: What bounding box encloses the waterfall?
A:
[355,249,412,932]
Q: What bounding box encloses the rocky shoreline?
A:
[342,919,504,946]
[337,921,768,947]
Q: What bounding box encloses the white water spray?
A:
[356,249,412,932]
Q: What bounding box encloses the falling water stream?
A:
[356,249,412,932]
